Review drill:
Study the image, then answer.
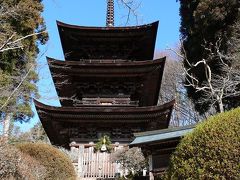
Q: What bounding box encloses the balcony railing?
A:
[74,97,139,107]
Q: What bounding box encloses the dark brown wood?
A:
[134,138,180,176]
[48,57,166,107]
[35,19,176,149]
[34,99,175,148]
[57,21,159,60]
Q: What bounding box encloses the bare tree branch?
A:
[118,0,141,25]
[168,37,240,113]
[0,66,34,111]
[0,31,47,53]
[156,49,201,126]
[0,47,47,112]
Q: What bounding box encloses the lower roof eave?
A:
[34,99,175,120]
[34,99,175,148]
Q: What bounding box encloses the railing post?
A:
[78,145,84,178]
[149,155,154,180]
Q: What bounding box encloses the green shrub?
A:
[0,138,46,180]
[17,142,76,180]
[165,108,240,180]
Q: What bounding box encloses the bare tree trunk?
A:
[217,98,224,113]
[3,113,12,140]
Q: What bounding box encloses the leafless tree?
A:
[117,0,142,25]
[112,147,146,177]
[169,38,240,114]
[156,50,202,126]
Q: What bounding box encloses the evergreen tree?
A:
[178,0,240,113]
[0,0,48,138]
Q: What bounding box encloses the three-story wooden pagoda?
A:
[35,1,175,149]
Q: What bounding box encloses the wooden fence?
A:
[73,145,120,179]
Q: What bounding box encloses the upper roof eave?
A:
[57,20,159,60]
[56,20,159,31]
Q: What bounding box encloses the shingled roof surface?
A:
[130,125,195,146]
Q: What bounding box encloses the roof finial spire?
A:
[106,0,114,27]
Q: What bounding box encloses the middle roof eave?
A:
[47,56,166,70]
[47,57,166,107]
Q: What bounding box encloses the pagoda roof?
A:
[130,125,195,147]
[34,99,175,147]
[57,21,159,61]
[47,57,166,107]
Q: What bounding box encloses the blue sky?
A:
[16,0,181,131]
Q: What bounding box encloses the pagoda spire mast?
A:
[106,0,114,27]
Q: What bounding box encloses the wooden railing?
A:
[72,144,121,179]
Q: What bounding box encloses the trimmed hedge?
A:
[17,142,76,180]
[165,108,240,179]
[0,139,46,179]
